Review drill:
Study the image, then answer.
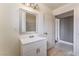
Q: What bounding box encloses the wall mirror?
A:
[19,8,37,34]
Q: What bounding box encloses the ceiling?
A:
[44,3,67,10]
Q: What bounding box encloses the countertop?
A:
[19,35,47,45]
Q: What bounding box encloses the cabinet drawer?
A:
[21,40,47,56]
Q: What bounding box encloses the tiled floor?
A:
[48,42,73,56]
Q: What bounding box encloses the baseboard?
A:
[58,40,73,46]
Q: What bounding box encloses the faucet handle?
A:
[44,32,48,35]
[29,35,34,38]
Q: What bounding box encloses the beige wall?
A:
[0,4,20,55]
[0,3,55,55]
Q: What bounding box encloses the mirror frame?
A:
[19,8,39,34]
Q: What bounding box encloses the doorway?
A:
[59,16,73,45]
[55,10,74,55]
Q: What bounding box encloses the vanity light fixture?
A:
[22,3,39,10]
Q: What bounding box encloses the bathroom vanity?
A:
[19,8,47,56]
[20,34,47,56]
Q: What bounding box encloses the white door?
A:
[44,13,55,49]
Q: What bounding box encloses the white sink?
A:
[19,34,47,45]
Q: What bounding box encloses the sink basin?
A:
[19,34,47,45]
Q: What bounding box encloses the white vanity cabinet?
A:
[20,38,47,56]
[19,8,47,56]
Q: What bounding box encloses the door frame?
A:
[55,18,73,46]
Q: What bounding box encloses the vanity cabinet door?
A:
[21,40,47,56]
[21,45,37,56]
[36,40,47,56]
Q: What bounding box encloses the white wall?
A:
[38,4,55,49]
[20,4,55,49]
[74,4,79,55]
[0,3,55,55]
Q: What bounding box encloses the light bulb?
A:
[25,3,30,7]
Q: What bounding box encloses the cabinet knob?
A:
[36,48,40,54]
